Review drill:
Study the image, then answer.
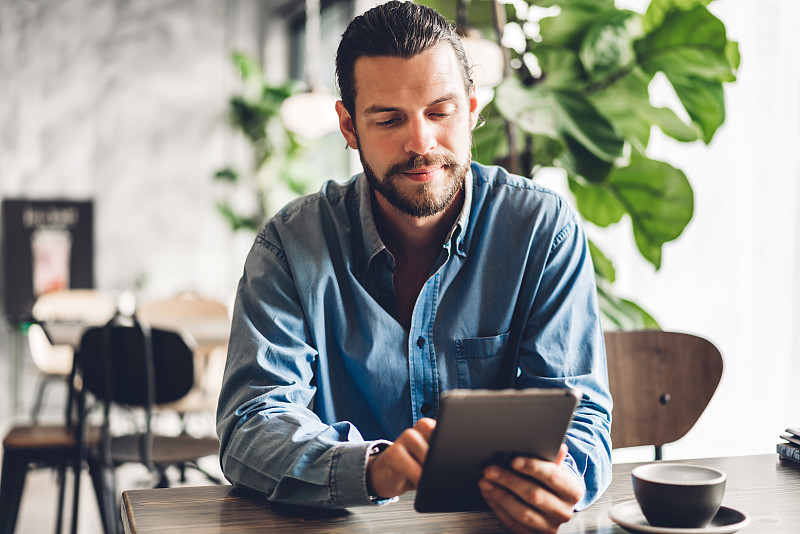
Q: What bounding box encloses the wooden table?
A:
[121,454,800,533]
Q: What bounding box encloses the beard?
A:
[358,148,471,218]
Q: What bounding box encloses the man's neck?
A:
[372,188,463,260]
[372,187,464,329]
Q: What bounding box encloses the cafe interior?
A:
[1,0,798,532]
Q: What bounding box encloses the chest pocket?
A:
[454,332,510,389]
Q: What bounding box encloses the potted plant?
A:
[421,0,739,329]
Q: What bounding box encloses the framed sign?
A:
[2,199,94,320]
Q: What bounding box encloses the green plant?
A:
[422,0,738,329]
[214,52,314,233]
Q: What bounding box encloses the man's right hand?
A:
[367,418,436,499]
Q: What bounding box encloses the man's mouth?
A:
[401,165,445,183]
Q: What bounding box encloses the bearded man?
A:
[216,2,612,532]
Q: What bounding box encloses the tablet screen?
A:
[414,388,579,513]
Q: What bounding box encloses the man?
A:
[216,2,612,532]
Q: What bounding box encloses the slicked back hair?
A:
[335,1,472,122]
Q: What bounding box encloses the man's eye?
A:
[376,118,399,127]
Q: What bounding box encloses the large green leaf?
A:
[725,40,741,72]
[560,135,614,183]
[569,177,625,227]
[641,0,711,34]
[579,10,642,83]
[588,69,652,152]
[496,80,624,167]
[667,74,725,143]
[538,1,617,48]
[636,5,734,83]
[643,105,700,143]
[608,155,693,269]
[532,44,585,89]
[529,134,565,173]
[495,79,558,137]
[588,239,616,283]
[597,281,660,331]
[551,91,624,162]
[589,68,699,150]
[472,106,510,165]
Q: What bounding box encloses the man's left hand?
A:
[479,444,584,534]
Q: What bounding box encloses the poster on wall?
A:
[2,199,94,321]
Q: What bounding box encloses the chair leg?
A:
[70,452,83,534]
[188,461,223,485]
[87,456,119,534]
[55,463,67,534]
[0,451,28,534]
[155,466,170,488]
[31,377,49,425]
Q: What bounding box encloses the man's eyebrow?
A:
[362,93,460,116]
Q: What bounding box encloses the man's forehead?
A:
[352,43,466,111]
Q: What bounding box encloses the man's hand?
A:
[479,444,584,534]
[367,418,436,499]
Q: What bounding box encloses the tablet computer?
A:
[414,388,580,513]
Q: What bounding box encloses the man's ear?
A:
[468,83,479,131]
[336,101,359,149]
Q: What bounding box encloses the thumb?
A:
[556,443,568,465]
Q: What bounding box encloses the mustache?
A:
[386,154,459,177]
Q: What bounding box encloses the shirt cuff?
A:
[562,452,589,510]
[329,439,394,507]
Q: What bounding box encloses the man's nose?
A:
[403,116,437,155]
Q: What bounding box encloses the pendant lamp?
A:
[280,0,339,139]
[457,0,506,89]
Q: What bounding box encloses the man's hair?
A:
[335,1,472,121]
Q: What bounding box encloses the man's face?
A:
[335,43,479,218]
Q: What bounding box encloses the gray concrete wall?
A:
[0,0,267,304]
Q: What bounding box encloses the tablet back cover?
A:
[414,388,579,513]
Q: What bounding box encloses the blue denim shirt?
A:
[216,162,612,510]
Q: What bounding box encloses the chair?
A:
[604,330,723,460]
[0,422,103,534]
[74,315,221,534]
[137,292,230,421]
[28,289,116,422]
[27,323,74,423]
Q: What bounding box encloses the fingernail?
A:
[484,467,498,480]
[512,457,525,470]
[479,480,492,493]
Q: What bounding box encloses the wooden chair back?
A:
[31,289,116,325]
[604,330,723,459]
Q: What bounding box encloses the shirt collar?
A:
[355,173,386,276]
[353,166,474,275]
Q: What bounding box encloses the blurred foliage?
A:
[213,52,309,233]
[421,0,738,330]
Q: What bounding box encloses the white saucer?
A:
[608,500,750,534]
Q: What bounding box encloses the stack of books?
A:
[777,427,800,464]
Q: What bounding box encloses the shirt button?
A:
[421,402,432,417]
[416,336,425,348]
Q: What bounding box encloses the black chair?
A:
[0,423,103,534]
[2,324,107,534]
[75,316,221,534]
